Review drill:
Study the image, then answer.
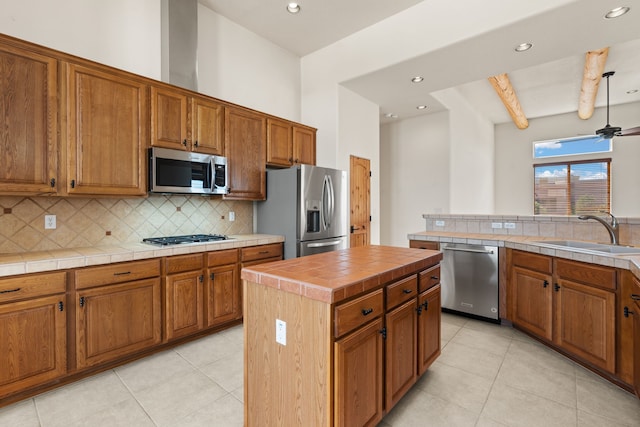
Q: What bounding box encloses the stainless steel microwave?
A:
[148,147,228,195]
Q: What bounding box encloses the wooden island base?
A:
[241,245,443,427]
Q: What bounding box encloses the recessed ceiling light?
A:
[411,76,424,83]
[604,6,630,19]
[627,89,639,94]
[514,43,533,52]
[286,2,301,14]
[384,113,398,119]
[416,105,427,110]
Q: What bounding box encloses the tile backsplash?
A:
[0,195,253,254]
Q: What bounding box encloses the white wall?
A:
[380,111,450,246]
[495,102,640,216]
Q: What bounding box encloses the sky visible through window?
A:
[533,135,611,159]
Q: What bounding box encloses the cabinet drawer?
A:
[207,249,239,267]
[241,243,283,262]
[334,289,383,338]
[555,259,616,291]
[409,240,439,250]
[75,259,160,290]
[387,275,417,309]
[0,271,66,303]
[511,250,552,274]
[418,265,440,293]
[165,254,204,274]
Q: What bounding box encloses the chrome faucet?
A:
[578,211,619,245]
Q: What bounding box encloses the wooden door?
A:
[0,295,66,397]
[192,96,224,155]
[76,278,161,369]
[266,118,293,167]
[292,126,316,165]
[150,86,188,150]
[618,272,637,385]
[554,279,616,373]
[350,155,371,247]
[334,318,384,427]
[385,299,417,411]
[0,44,58,194]
[512,267,553,340]
[165,271,204,341]
[66,63,148,196]
[205,263,240,327]
[633,296,640,398]
[418,284,441,375]
[224,107,267,200]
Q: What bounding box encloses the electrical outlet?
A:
[504,222,516,229]
[275,319,286,345]
[435,220,445,227]
[491,222,503,229]
[45,215,56,229]
[229,211,235,221]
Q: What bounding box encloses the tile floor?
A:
[1,313,639,426]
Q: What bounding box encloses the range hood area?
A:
[161,0,198,92]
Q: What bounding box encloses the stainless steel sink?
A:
[534,240,640,255]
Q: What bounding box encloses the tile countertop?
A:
[0,234,285,277]
[408,231,640,279]
[241,245,443,304]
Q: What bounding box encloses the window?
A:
[534,159,610,215]
[533,135,611,159]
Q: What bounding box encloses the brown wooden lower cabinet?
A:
[164,254,205,341]
[205,249,241,327]
[418,284,441,375]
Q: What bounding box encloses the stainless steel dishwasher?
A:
[440,242,499,321]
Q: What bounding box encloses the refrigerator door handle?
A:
[327,174,334,229]
[306,239,343,248]
[322,175,330,230]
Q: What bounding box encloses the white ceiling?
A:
[199,0,640,130]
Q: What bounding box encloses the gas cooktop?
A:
[142,234,230,246]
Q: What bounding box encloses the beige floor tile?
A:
[173,330,242,368]
[462,319,515,339]
[382,386,478,427]
[441,321,463,343]
[230,384,244,403]
[133,369,227,426]
[416,361,493,414]
[577,409,636,427]
[58,398,155,427]
[449,327,512,357]
[442,312,469,327]
[35,371,133,427]
[115,349,196,392]
[0,399,40,427]
[576,375,640,426]
[199,353,244,392]
[481,382,578,427]
[475,414,509,427]
[506,338,577,377]
[438,341,505,380]
[172,394,244,427]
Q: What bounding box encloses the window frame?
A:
[533,158,611,215]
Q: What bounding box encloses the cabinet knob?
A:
[182,139,188,147]
[194,140,199,148]
[58,301,64,312]
[361,308,374,316]
[554,283,560,292]
[624,306,635,317]
[402,289,413,294]
[543,280,549,288]
[431,276,439,281]
[50,178,56,188]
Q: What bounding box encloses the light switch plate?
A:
[229,211,235,221]
[275,319,286,346]
[491,222,503,229]
[504,222,516,229]
[45,215,56,229]
[435,220,445,227]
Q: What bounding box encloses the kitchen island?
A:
[241,245,443,427]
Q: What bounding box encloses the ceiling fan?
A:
[595,71,640,139]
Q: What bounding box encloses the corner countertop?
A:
[241,245,443,304]
[0,234,284,278]
[408,230,640,278]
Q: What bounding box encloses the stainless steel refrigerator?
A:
[256,165,348,259]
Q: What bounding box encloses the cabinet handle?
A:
[58,301,64,312]
[50,178,56,188]
[423,301,429,311]
[416,305,423,315]
[210,273,215,281]
[361,308,374,316]
[554,283,560,292]
[71,179,76,188]
[380,327,387,339]
[199,275,204,283]
[0,287,21,294]
[182,139,188,147]
[631,294,640,301]
[402,289,413,294]
[113,271,131,276]
[294,158,299,163]
[431,275,439,281]
[258,250,269,255]
[288,157,293,163]
[194,140,199,148]
[543,280,549,288]
[79,296,85,307]
[624,306,635,317]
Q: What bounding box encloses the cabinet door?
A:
[618,272,637,385]
[150,86,188,150]
[418,284,441,376]
[334,318,384,427]
[266,118,292,167]
[66,63,148,196]
[385,299,417,411]
[0,295,66,397]
[555,279,616,373]
[165,271,204,340]
[205,263,240,327]
[192,96,224,155]
[512,266,553,341]
[633,297,640,398]
[224,107,266,200]
[292,126,316,165]
[76,278,161,369]
[0,44,58,194]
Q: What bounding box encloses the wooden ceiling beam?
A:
[488,73,528,130]
[578,47,609,120]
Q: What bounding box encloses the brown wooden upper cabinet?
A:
[266,118,316,167]
[224,106,267,200]
[151,86,224,156]
[65,62,148,196]
[0,40,59,195]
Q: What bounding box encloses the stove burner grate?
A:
[142,234,229,246]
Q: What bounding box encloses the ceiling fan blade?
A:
[617,126,640,137]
